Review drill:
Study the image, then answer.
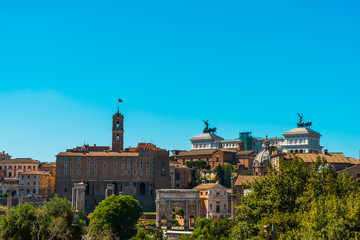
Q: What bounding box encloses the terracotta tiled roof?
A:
[176,150,217,157]
[20,170,51,175]
[337,164,360,173]
[1,178,19,184]
[0,158,40,164]
[235,150,256,156]
[40,162,56,167]
[347,157,360,164]
[194,182,226,190]
[56,152,139,157]
[234,175,259,186]
[285,153,357,164]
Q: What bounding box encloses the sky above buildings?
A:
[0,0,359,162]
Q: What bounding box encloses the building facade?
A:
[194,182,231,219]
[19,170,55,196]
[55,109,170,212]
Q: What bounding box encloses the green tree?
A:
[89,195,143,240]
[0,196,84,240]
[215,165,235,188]
[231,156,360,239]
[182,218,234,240]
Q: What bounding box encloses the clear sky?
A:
[0,0,359,162]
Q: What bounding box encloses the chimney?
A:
[238,141,245,151]
[323,149,328,155]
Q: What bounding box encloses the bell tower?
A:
[112,107,124,152]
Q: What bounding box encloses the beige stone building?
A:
[194,182,230,219]
[0,158,40,178]
[19,170,55,196]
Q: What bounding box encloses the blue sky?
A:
[0,0,359,162]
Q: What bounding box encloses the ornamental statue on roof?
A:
[297,113,312,128]
[203,120,217,134]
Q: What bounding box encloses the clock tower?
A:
[112,107,124,151]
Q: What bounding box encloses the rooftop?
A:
[0,158,40,164]
[285,152,359,164]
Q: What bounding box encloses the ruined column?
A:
[7,190,12,210]
[75,188,79,211]
[167,201,171,230]
[184,201,189,230]
[105,184,115,197]
[18,189,24,206]
[71,188,75,208]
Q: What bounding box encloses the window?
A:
[210,204,212,210]
[70,157,73,162]
[28,176,30,179]
[21,181,24,185]
[122,158,125,162]
[134,170,137,175]
[140,164,143,169]
[104,164,107,168]
[140,170,143,175]
[78,157,81,162]
[121,170,124,175]
[127,164,131,169]
[114,164,117,169]
[64,164,67,168]
[128,158,131,162]
[70,164,73,168]
[87,170,90,175]
[134,158,137,162]
[95,164,97,168]
[33,189,36,194]
[104,170,106,175]
[95,158,98,162]
[147,164,149,169]
[146,171,150,175]
[27,181,30,186]
[33,181,36,185]
[64,158,67,162]
[21,176,24,179]
[104,158,107,162]
[64,188,67,193]
[121,164,125,169]
[77,170,80,175]
[152,164,155,169]
[59,157,62,162]
[64,170,67,175]
[114,170,117,175]
[114,158,117,162]
[94,170,97,175]
[78,164,81,168]
[70,170,73,175]
[33,176,36,179]
[88,158,90,162]
[87,164,90,168]
[134,164,136,169]
[216,205,220,213]
[128,171,130,175]
[147,160,149,164]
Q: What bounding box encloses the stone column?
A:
[18,189,24,206]
[75,189,79,211]
[184,202,189,230]
[77,183,86,212]
[167,201,171,230]
[71,188,75,208]
[7,190,12,210]
[105,184,115,197]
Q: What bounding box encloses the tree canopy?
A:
[215,165,236,188]
[89,195,143,240]
[180,218,234,240]
[0,196,84,240]
[231,156,360,239]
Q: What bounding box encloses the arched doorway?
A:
[171,207,184,230]
[112,182,118,195]
[189,215,196,229]
[139,183,145,195]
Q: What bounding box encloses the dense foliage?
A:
[180,218,234,240]
[215,165,236,188]
[186,160,211,188]
[231,156,360,239]
[0,196,84,240]
[89,195,142,240]
[130,228,164,240]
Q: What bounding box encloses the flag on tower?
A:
[119,99,123,102]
